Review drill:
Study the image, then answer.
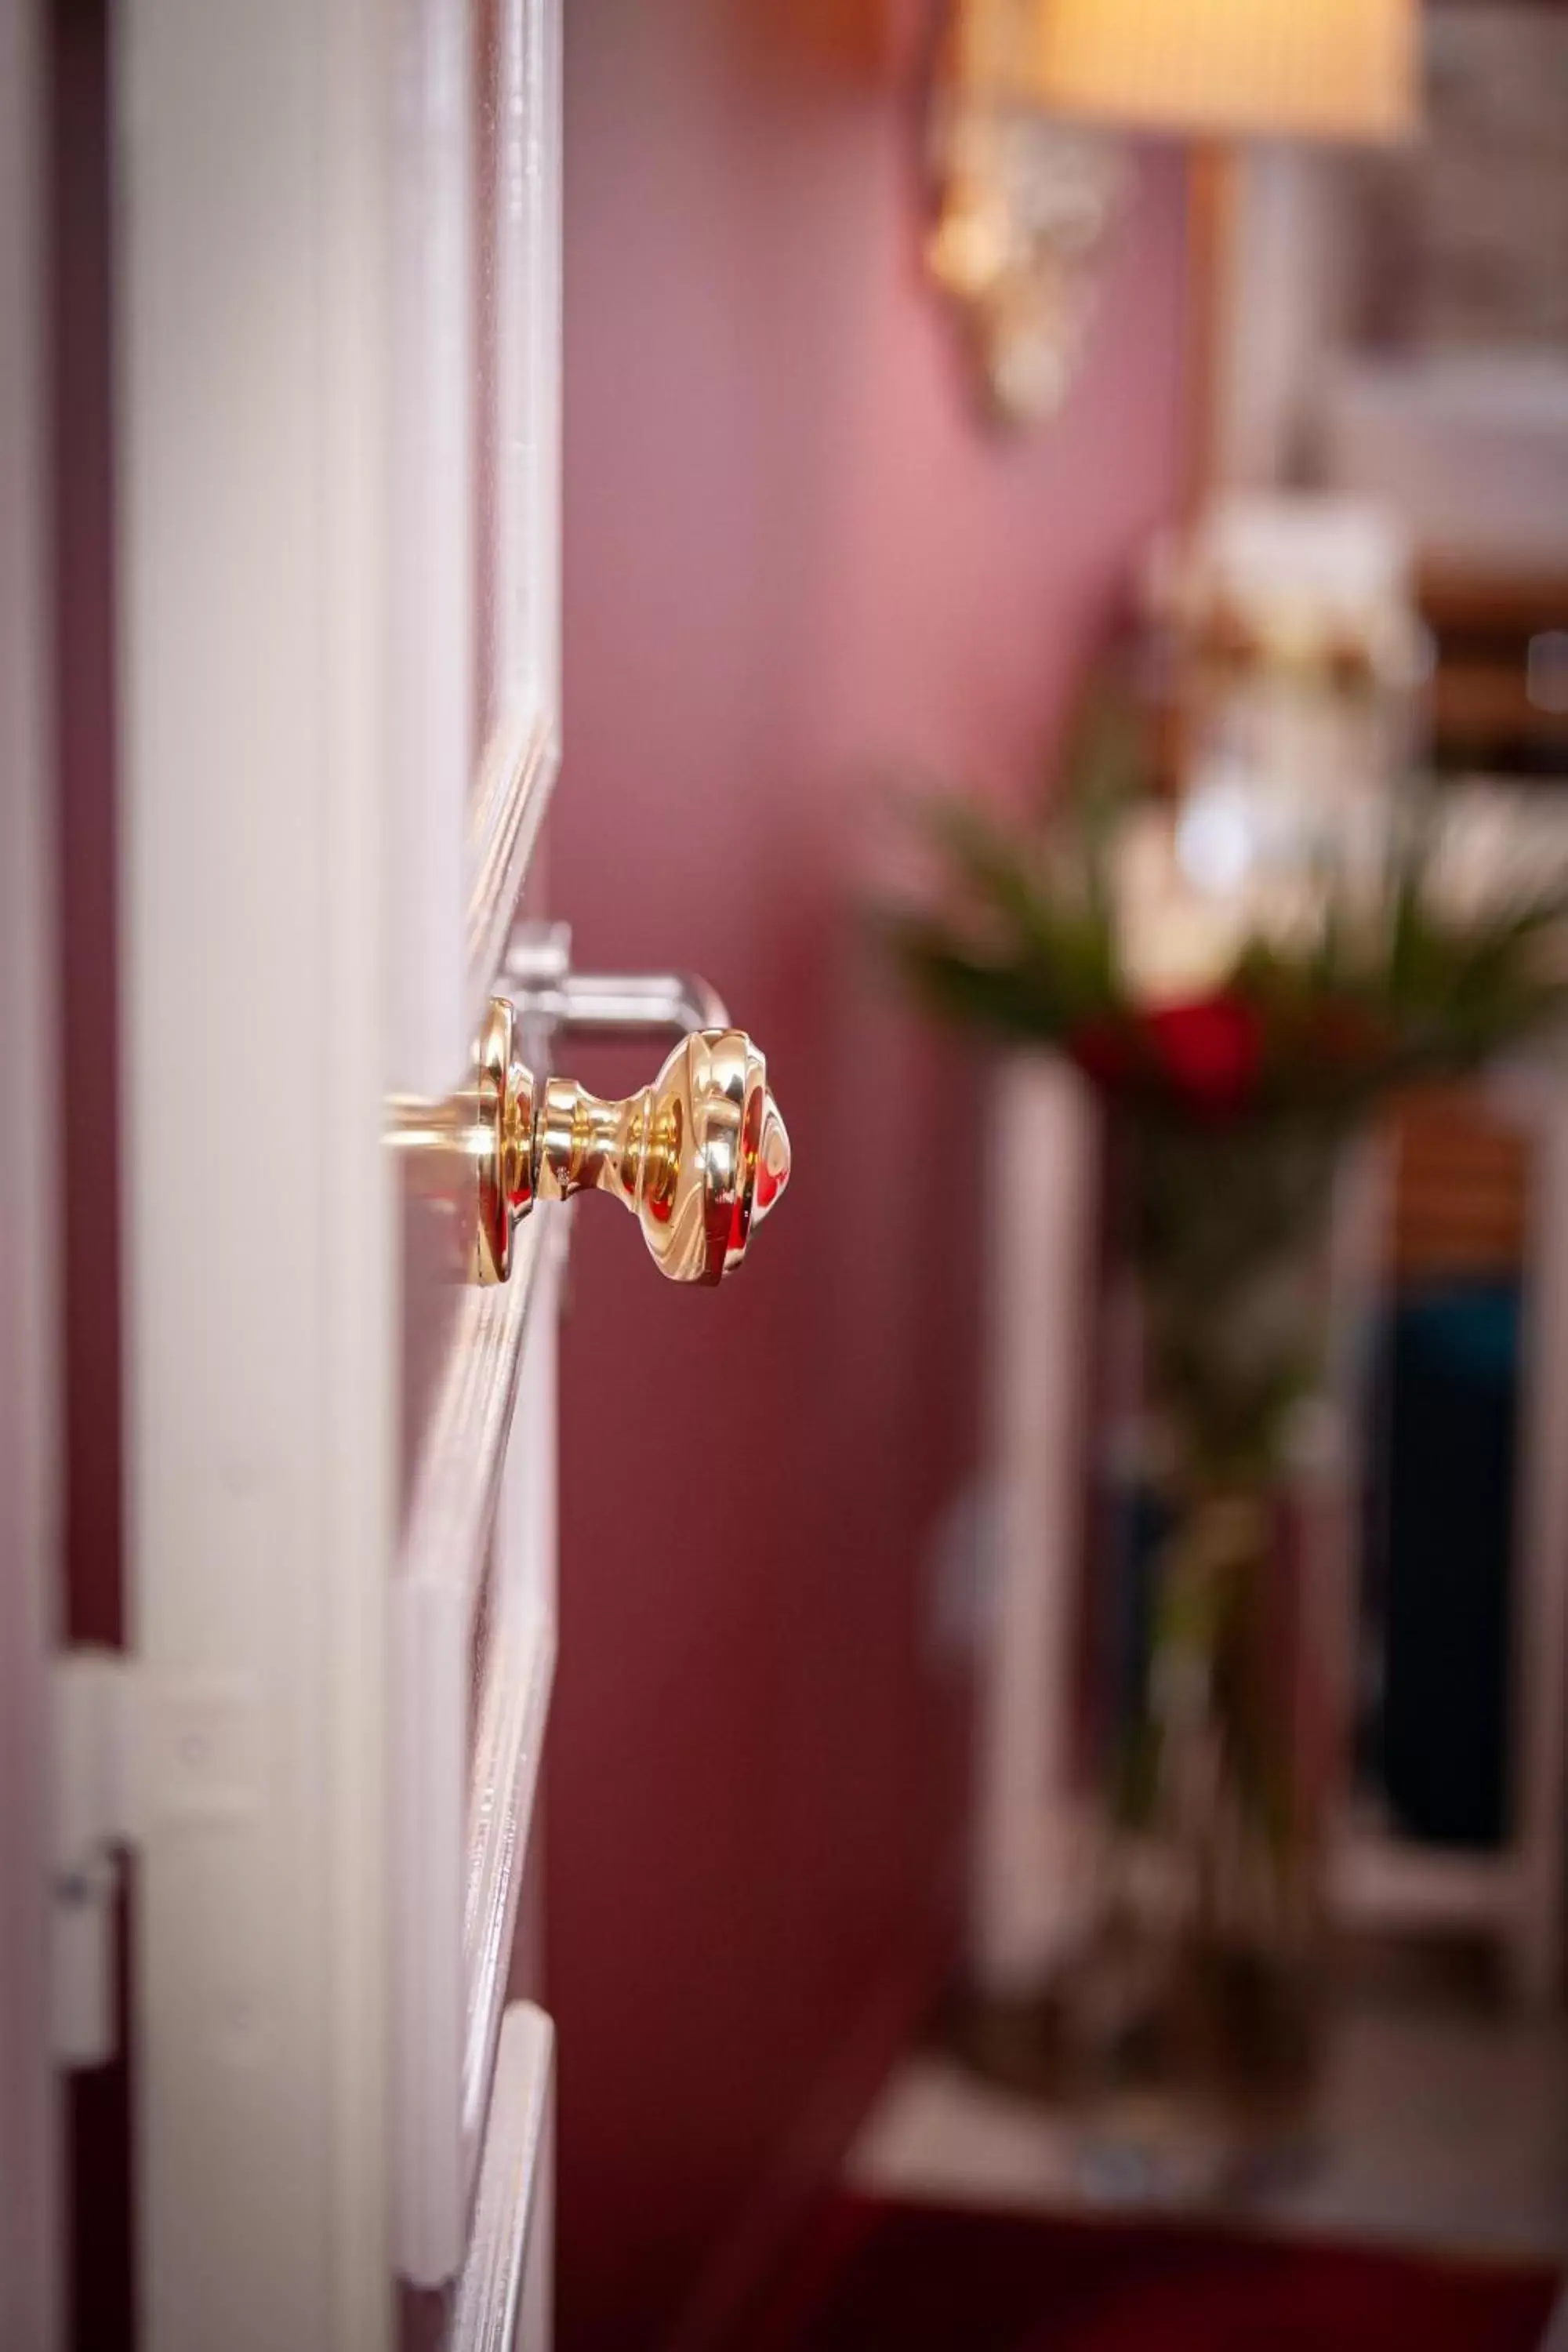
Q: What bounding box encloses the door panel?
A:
[464,1238,561,2160]
[118,0,564,2339]
[450,2003,555,2352]
[387,0,472,1109]
[115,0,781,2337]
[392,0,563,2295]
[468,0,563,1020]
[393,1212,563,2286]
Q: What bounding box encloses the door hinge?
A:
[50,1653,265,2067]
[51,1648,140,2068]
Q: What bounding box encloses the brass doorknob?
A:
[474,996,789,1287]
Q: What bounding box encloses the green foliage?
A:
[885,755,1568,1122]
[885,730,1568,1490]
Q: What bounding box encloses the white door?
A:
[28,2,789,2347]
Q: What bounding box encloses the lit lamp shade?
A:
[959,0,1418,146]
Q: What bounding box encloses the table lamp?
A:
[1011,0,1416,146]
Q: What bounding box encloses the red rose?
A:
[1145,996,1261,1113]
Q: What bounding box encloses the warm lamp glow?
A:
[959,0,1418,145]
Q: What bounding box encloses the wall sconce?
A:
[928,0,1418,433]
[926,77,1127,428]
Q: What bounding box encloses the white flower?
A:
[1114,806,1250,1006]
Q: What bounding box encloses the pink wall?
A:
[547,8,1188,2347]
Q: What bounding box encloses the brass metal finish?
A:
[473,998,537,1286]
[465,998,789,1287]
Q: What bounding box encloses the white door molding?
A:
[115,1,395,2341]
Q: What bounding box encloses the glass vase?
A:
[1065,1116,1341,2198]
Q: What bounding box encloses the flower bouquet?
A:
[886,716,1568,2179]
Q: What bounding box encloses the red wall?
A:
[547,9,1187,2347]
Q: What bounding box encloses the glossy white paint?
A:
[387,0,475,1101]
[465,1228,562,2172]
[488,0,563,779]
[119,0,565,2332]
[452,2002,556,2352]
[117,0,397,2337]
[393,1212,564,2283]
[468,0,563,1024]
[390,0,564,2296]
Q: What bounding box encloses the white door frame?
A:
[115,0,395,2340]
[115,0,564,2339]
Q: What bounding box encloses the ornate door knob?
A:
[473,996,789,1287]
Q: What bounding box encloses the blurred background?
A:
[549,3,1568,2347]
[21,0,1568,2347]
